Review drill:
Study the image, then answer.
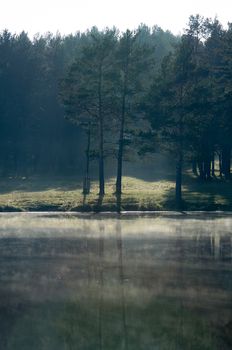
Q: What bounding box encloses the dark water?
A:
[0,213,232,350]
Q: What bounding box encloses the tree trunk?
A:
[222,146,231,180]
[211,151,215,177]
[99,121,105,195]
[116,38,129,195]
[98,63,105,195]
[198,160,205,180]
[204,156,211,181]
[176,86,184,210]
[116,87,126,195]
[83,125,91,194]
[219,151,223,178]
[116,122,124,195]
[192,158,198,176]
[176,150,183,210]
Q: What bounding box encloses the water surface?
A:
[0,212,232,349]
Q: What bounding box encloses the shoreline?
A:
[0,210,232,217]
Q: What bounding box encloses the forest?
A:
[0,15,232,210]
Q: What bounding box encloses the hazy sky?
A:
[2,0,232,36]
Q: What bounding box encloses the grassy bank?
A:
[0,174,232,212]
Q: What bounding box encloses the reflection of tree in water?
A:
[58,220,129,350]
[58,223,105,350]
[196,227,232,261]
[174,223,232,349]
[3,218,231,350]
[98,222,104,350]
[116,220,128,350]
[0,289,28,349]
[83,221,91,286]
[175,223,184,349]
[98,220,128,350]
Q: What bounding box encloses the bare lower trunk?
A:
[116,33,130,195]
[211,151,215,177]
[99,128,105,195]
[222,146,231,180]
[219,152,223,177]
[116,116,125,195]
[192,158,198,176]
[98,63,105,195]
[116,94,126,195]
[198,161,205,180]
[205,156,211,180]
[83,125,91,194]
[175,150,183,210]
[176,86,184,210]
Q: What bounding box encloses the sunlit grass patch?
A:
[0,175,231,211]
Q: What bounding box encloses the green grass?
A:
[0,175,231,212]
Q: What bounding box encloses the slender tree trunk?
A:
[205,155,211,180]
[98,63,105,195]
[219,151,223,178]
[176,149,183,210]
[175,87,184,210]
[116,84,127,195]
[222,146,231,180]
[211,151,215,177]
[86,126,91,179]
[198,160,205,180]
[116,40,129,195]
[83,124,91,194]
[116,121,124,194]
[192,158,198,176]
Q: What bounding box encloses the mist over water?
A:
[0,213,232,349]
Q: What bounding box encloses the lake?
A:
[0,212,232,349]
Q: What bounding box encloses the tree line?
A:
[0,15,231,209]
[61,16,232,208]
[0,25,176,176]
